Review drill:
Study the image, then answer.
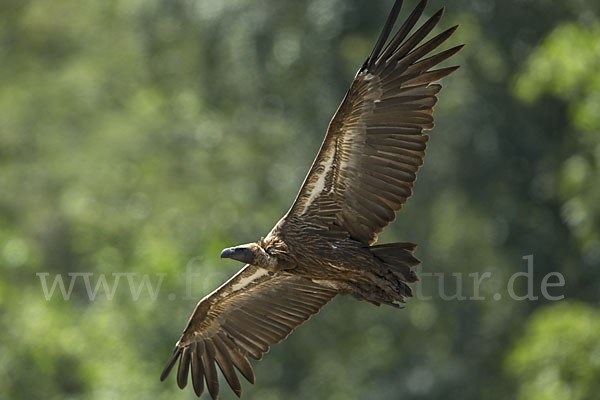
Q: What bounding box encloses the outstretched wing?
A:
[285,0,462,244]
[160,265,337,398]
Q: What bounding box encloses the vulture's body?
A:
[161,0,462,398]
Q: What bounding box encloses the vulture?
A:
[161,0,462,398]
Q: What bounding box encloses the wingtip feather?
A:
[177,347,191,389]
[366,0,404,70]
[377,0,430,66]
[202,340,220,399]
[160,347,182,382]
[191,342,205,397]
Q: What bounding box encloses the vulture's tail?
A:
[351,242,421,308]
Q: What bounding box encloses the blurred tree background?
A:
[1,0,599,399]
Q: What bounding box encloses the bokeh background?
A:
[1,0,600,399]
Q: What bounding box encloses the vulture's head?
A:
[220,243,261,264]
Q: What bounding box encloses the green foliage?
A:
[506,301,600,400]
[514,22,600,131]
[514,20,600,265]
[1,0,599,399]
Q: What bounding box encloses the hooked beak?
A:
[220,244,256,264]
[220,248,234,259]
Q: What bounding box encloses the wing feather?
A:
[284,0,461,244]
[213,336,243,397]
[218,333,256,384]
[160,265,337,398]
[190,343,205,397]
[177,347,191,389]
[201,339,220,399]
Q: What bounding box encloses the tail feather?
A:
[347,242,421,308]
[370,242,421,283]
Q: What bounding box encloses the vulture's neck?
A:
[252,246,279,271]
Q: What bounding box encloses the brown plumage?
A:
[160,0,462,397]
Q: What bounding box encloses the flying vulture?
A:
[161,0,462,397]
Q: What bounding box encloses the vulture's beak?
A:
[220,248,234,259]
[220,245,256,264]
